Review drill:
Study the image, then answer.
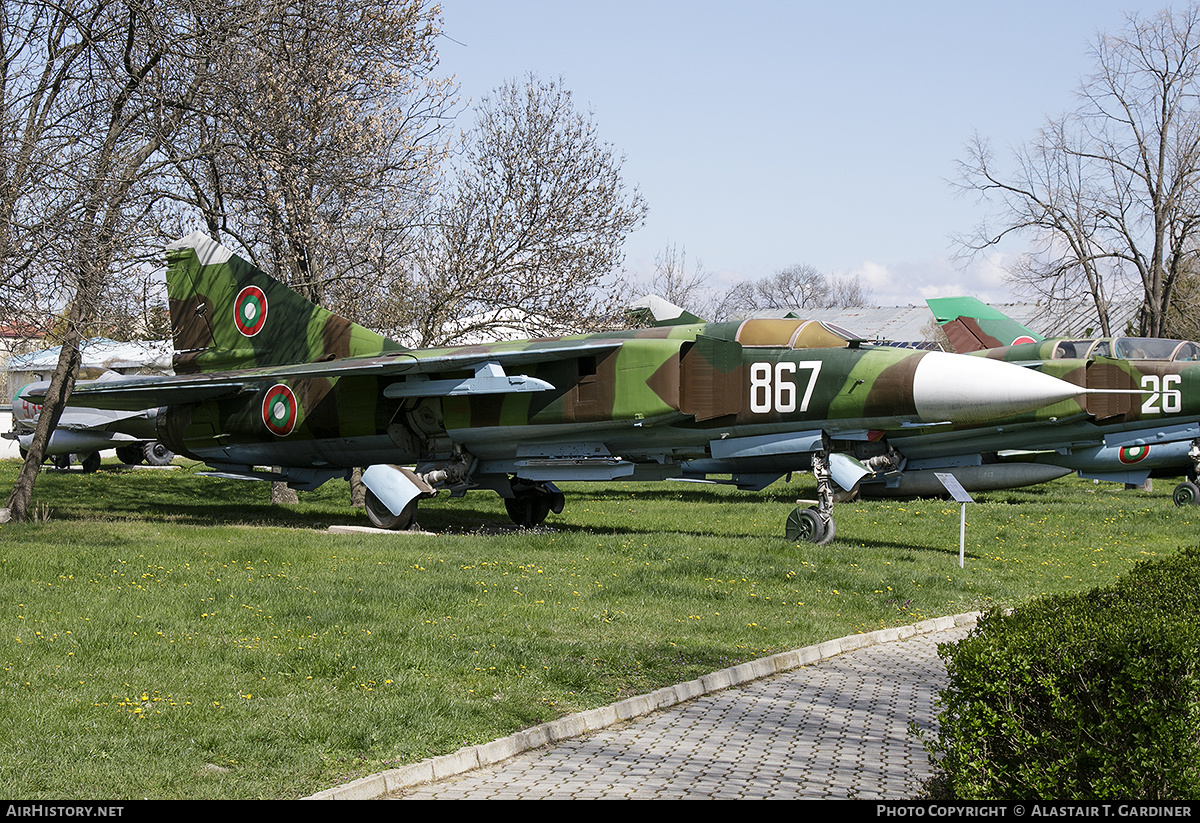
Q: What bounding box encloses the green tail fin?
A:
[927,296,1042,352]
[165,232,404,374]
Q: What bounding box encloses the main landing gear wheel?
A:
[504,482,565,529]
[505,495,551,528]
[116,445,143,465]
[80,452,101,473]
[143,442,174,466]
[364,489,419,530]
[1173,481,1200,507]
[785,505,836,545]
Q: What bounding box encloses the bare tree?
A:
[158,0,456,506]
[640,241,714,317]
[3,0,210,521]
[167,0,456,311]
[713,263,870,320]
[1165,253,1200,339]
[956,5,1200,337]
[0,1,79,297]
[393,74,648,346]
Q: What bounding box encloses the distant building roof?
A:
[8,338,173,372]
[0,321,47,340]
[970,300,1142,339]
[769,300,1143,346]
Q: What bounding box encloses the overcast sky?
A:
[435,0,1173,308]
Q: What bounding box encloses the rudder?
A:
[927,296,1043,352]
[165,232,404,374]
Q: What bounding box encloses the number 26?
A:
[1141,374,1182,414]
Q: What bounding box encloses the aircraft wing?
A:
[55,408,156,430]
[24,378,255,412]
[40,338,625,411]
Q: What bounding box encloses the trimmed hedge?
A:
[921,547,1200,800]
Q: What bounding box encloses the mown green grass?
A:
[0,458,1193,798]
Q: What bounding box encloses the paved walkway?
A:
[311,613,978,800]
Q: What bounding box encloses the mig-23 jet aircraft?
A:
[28,234,1096,543]
[5,372,172,471]
[908,295,1200,506]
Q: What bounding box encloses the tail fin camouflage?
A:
[926,296,1043,353]
[165,232,405,374]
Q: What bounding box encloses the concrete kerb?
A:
[306,611,981,800]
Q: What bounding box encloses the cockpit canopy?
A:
[1051,337,1200,362]
[733,318,860,349]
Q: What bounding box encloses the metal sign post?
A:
[934,472,975,568]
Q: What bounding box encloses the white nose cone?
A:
[912,351,1084,424]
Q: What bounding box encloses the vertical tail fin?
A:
[927,296,1043,353]
[165,232,404,374]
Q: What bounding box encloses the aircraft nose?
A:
[912,351,1084,424]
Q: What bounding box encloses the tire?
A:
[116,445,144,465]
[505,494,551,528]
[1173,481,1200,507]
[815,516,837,546]
[142,442,174,466]
[80,452,101,473]
[785,506,827,543]
[364,489,418,530]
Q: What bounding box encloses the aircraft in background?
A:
[915,296,1200,506]
[927,296,1046,352]
[5,371,174,471]
[28,234,1094,543]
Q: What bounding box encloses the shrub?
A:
[921,547,1200,800]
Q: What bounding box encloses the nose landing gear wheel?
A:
[1173,480,1200,507]
[786,505,835,545]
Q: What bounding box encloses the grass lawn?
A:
[0,457,1193,798]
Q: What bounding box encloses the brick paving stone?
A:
[384,621,973,800]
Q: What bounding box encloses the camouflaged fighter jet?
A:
[34,234,1094,543]
[884,295,1200,507]
[5,372,172,471]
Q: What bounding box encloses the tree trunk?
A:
[5,331,83,521]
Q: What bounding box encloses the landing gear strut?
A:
[784,442,901,544]
[359,453,474,531]
[785,451,836,545]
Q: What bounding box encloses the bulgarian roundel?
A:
[1118,445,1150,464]
[262,384,298,436]
[1011,335,1037,345]
[234,285,268,337]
